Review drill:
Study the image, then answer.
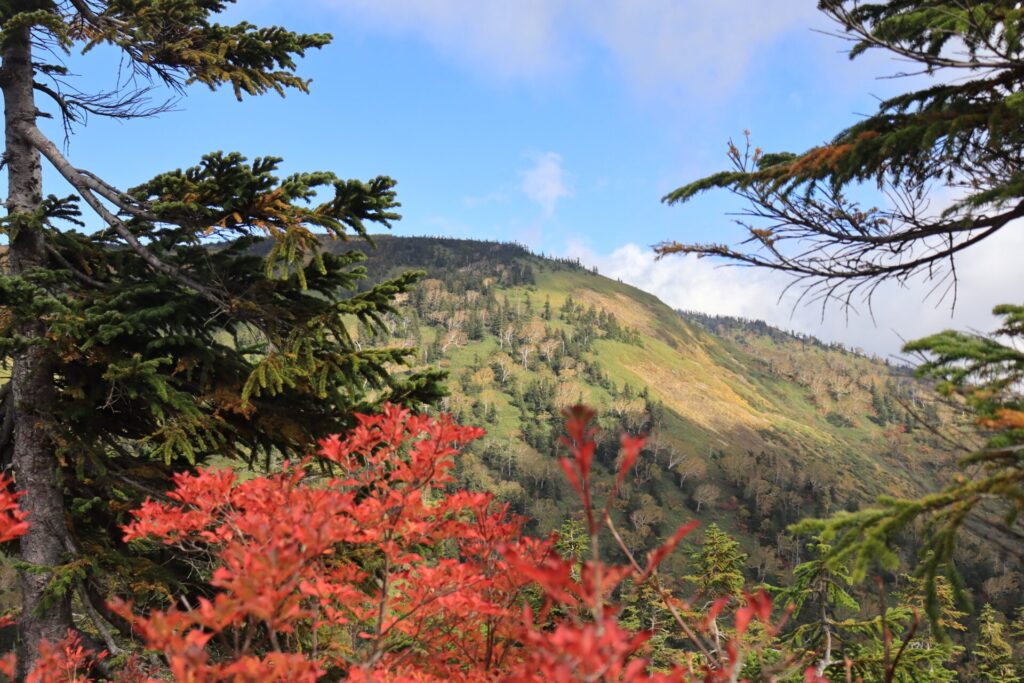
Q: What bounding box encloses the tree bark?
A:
[817,597,833,677]
[1,20,74,678]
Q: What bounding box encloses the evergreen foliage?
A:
[0,1,443,673]
[776,540,859,675]
[686,523,746,601]
[975,603,1020,683]
[794,303,1023,627]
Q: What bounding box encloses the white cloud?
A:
[579,0,817,95]
[321,0,572,81]
[320,0,818,93]
[521,152,570,217]
[566,224,1024,358]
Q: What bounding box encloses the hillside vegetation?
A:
[342,236,976,582]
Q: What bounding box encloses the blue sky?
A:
[33,1,1024,356]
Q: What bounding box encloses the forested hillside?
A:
[338,236,997,588]
[3,0,1022,679]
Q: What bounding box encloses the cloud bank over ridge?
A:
[567,224,1024,358]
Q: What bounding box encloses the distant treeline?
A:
[678,309,914,374]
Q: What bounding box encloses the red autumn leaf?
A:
[0,403,775,682]
[805,667,830,683]
[639,519,699,583]
[0,474,29,544]
[703,597,731,629]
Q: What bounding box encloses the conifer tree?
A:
[1012,607,1024,671]
[975,604,1020,683]
[554,517,588,568]
[686,523,747,653]
[806,572,961,683]
[777,540,860,677]
[687,523,746,599]
[889,573,965,681]
[793,304,1023,623]
[0,1,442,674]
[619,579,681,670]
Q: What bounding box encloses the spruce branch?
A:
[23,123,230,309]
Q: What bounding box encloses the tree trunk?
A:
[1,21,74,678]
[817,598,833,677]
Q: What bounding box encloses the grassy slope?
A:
[343,237,957,555]
[529,264,926,499]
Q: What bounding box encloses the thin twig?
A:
[604,515,716,664]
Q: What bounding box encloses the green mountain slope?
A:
[344,236,963,575]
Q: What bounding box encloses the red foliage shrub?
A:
[3,407,817,681]
[1,474,27,678]
[113,406,544,681]
[25,634,96,683]
[0,474,28,545]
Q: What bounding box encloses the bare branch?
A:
[884,610,919,683]
[67,0,103,24]
[34,75,174,130]
[658,171,1024,311]
[74,169,160,220]
[32,81,76,139]
[44,242,111,290]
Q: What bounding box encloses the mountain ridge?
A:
[329,234,965,577]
